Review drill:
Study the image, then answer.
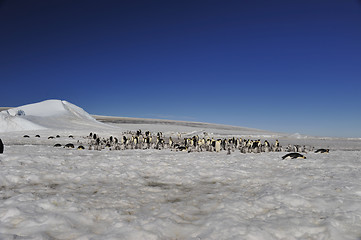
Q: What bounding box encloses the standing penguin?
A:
[215,140,221,152]
[0,138,4,154]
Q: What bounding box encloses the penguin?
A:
[48,136,54,139]
[252,140,261,149]
[215,139,221,152]
[0,138,4,154]
[172,143,180,151]
[169,137,173,148]
[282,152,306,159]
[263,140,271,152]
[227,147,231,155]
[54,143,62,147]
[273,140,280,152]
[315,148,329,153]
[69,135,74,139]
[23,135,30,138]
[77,145,85,150]
[177,146,187,152]
[64,143,75,148]
[35,135,40,138]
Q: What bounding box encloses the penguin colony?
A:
[42,130,321,155]
[11,132,331,159]
[84,131,292,153]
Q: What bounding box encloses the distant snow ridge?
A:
[0,99,103,132]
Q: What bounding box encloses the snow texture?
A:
[1,100,361,239]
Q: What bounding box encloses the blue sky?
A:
[1,0,361,137]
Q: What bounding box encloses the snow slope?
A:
[0,100,111,132]
[0,112,45,132]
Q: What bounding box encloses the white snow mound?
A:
[0,99,106,132]
[7,99,93,119]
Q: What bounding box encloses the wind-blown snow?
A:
[1,100,361,239]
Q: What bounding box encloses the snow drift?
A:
[0,100,107,132]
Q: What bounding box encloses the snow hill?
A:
[0,99,280,137]
[0,100,108,132]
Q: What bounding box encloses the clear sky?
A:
[1,0,361,138]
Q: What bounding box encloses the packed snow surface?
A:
[1,100,361,239]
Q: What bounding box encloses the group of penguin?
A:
[0,131,330,159]
[282,148,329,159]
[83,131,286,153]
[21,134,83,150]
[49,130,329,159]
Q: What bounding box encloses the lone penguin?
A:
[315,149,329,153]
[0,138,3,154]
[282,152,306,159]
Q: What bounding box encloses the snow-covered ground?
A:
[1,100,361,239]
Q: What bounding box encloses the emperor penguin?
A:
[264,140,271,152]
[65,143,75,149]
[169,137,173,148]
[215,139,221,152]
[315,148,329,153]
[282,152,306,159]
[0,138,4,154]
[273,139,280,151]
[227,147,231,155]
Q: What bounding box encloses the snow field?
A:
[1,143,361,239]
[1,100,361,239]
